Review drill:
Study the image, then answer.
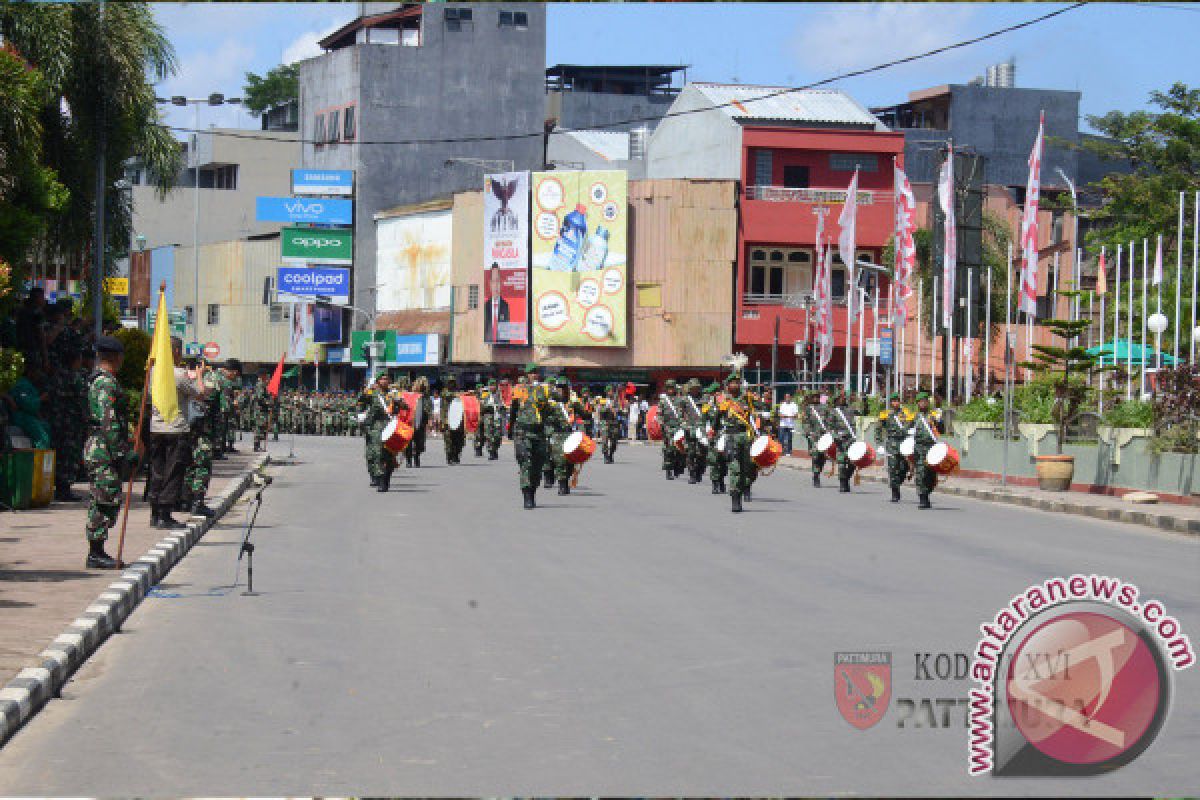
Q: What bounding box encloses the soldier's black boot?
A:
[918,492,932,510]
[711,479,722,495]
[192,499,216,518]
[891,486,901,503]
[719,478,727,493]
[744,487,753,501]
[731,491,743,513]
[522,487,535,509]
[370,475,379,487]
[557,477,570,495]
[665,468,674,480]
[86,539,121,570]
[812,473,820,488]
[378,469,391,492]
[475,445,483,457]
[489,451,499,461]
[839,476,851,493]
[152,505,189,531]
[414,454,421,468]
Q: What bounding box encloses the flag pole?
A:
[1193,190,1199,363]
[1176,193,1184,359]
[1127,241,1134,400]
[915,281,923,393]
[1141,238,1149,397]
[1098,246,1107,414]
[985,264,992,396]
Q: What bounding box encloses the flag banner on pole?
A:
[1153,234,1163,286]
[893,162,917,325]
[937,149,956,330]
[267,352,286,398]
[838,168,859,323]
[148,289,180,424]
[1018,112,1045,316]
[816,245,834,373]
[1096,248,1108,296]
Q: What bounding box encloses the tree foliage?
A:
[243,63,299,116]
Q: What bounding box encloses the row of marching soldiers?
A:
[653,366,949,513]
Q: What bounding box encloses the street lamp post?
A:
[1148,312,1169,384]
[159,93,241,346]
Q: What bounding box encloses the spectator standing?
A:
[146,337,205,530]
[778,392,798,454]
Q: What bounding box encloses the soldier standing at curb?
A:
[877,392,914,503]
[251,366,273,452]
[83,336,137,569]
[181,359,219,517]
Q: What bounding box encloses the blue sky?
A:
[152,2,1196,134]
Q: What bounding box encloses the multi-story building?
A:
[298,2,547,319]
[648,82,904,385]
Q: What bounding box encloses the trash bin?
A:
[1,449,35,510]
[30,449,55,507]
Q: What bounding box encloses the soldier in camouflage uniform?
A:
[680,378,708,484]
[514,381,551,509]
[439,376,466,464]
[406,377,433,468]
[479,379,503,460]
[704,383,727,494]
[252,367,274,451]
[359,373,407,491]
[594,387,620,464]
[876,392,914,503]
[219,359,242,453]
[83,337,136,569]
[542,377,574,494]
[801,392,832,488]
[829,390,859,493]
[912,392,942,510]
[713,371,757,512]
[657,379,685,480]
[181,363,220,517]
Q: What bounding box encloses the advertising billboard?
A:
[349,331,441,367]
[312,304,343,344]
[288,303,313,361]
[376,209,452,312]
[282,227,353,265]
[482,171,530,345]
[291,168,354,197]
[276,266,350,304]
[530,170,627,347]
[256,196,353,225]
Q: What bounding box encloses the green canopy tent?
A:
[1087,339,1180,368]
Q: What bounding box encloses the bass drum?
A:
[926,441,961,475]
[563,431,596,465]
[446,397,465,431]
[646,405,662,440]
[749,435,783,469]
[461,393,481,433]
[816,432,838,458]
[381,418,414,453]
[846,440,876,469]
[400,391,423,429]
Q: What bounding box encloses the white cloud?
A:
[794,4,978,74]
[282,30,326,65]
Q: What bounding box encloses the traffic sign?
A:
[203,342,221,359]
[184,341,203,357]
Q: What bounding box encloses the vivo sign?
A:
[256,196,353,225]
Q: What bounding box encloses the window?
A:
[314,114,326,146]
[782,165,809,189]
[270,303,284,323]
[207,304,220,325]
[747,248,813,300]
[184,305,194,325]
[753,149,773,186]
[830,153,879,172]
[445,7,473,31]
[467,285,480,309]
[214,165,238,190]
[328,110,340,142]
[498,10,528,28]
[343,105,356,141]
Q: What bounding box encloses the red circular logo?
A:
[1005,611,1165,767]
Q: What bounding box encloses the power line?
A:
[162,2,1087,148]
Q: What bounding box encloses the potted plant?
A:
[1020,299,1109,491]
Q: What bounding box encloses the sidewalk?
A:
[0,448,259,686]
[779,453,1200,537]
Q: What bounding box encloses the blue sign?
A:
[291,169,354,196]
[276,266,350,303]
[313,304,343,344]
[393,333,439,366]
[879,326,894,366]
[256,196,353,225]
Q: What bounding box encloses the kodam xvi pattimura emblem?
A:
[835,651,892,730]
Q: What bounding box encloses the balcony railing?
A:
[743,290,846,307]
[744,185,878,205]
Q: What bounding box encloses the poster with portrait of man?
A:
[482,171,530,345]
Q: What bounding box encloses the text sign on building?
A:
[291,169,354,197]
[276,266,350,304]
[880,326,894,366]
[103,277,129,296]
[256,196,353,225]
[482,171,530,346]
[281,227,353,265]
[349,331,440,367]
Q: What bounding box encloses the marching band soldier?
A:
[181,359,219,517]
[704,382,727,495]
[406,376,433,468]
[830,390,858,493]
[569,386,593,435]
[360,372,408,491]
[876,392,914,503]
[543,376,574,495]
[472,383,487,457]
[801,392,831,487]
[595,386,620,464]
[714,370,757,512]
[479,378,503,460]
[440,375,466,465]
[658,379,685,480]
[83,336,136,569]
[251,367,273,452]
[912,392,942,510]
[514,381,551,509]
[681,378,708,484]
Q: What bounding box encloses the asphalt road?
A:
[1,436,1197,796]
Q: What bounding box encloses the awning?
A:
[1087,339,1180,367]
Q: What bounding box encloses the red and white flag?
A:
[1152,235,1163,285]
[937,148,957,330]
[838,169,860,322]
[893,162,917,325]
[814,244,834,372]
[1096,249,1108,296]
[1018,112,1045,316]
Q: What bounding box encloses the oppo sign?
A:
[281,226,353,265]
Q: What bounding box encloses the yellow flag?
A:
[149,290,180,423]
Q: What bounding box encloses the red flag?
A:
[266,352,286,398]
[1096,249,1108,296]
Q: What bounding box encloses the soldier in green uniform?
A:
[181,362,219,516]
[251,367,273,451]
[83,336,136,569]
[876,392,914,503]
[704,382,727,494]
[801,392,832,487]
[657,379,685,481]
[514,382,551,509]
[595,386,620,464]
[406,376,433,468]
[219,360,241,454]
[829,390,859,493]
[714,370,758,512]
[479,379,503,460]
[440,375,466,465]
[540,377,574,494]
[360,373,407,491]
[912,392,942,509]
[680,378,708,484]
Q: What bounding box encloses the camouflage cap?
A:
[686,378,702,389]
[664,379,677,389]
[889,392,901,401]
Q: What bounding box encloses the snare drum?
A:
[380,418,414,453]
[446,397,465,431]
[846,440,876,469]
[899,436,916,463]
[672,428,687,452]
[926,441,961,475]
[716,434,728,455]
[563,431,596,464]
[816,432,838,458]
[750,435,783,469]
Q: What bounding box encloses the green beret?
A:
[705,382,720,393]
[889,392,900,401]
[916,391,930,401]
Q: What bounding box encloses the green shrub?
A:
[955,397,1003,423]
[1102,400,1153,429]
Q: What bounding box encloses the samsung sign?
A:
[256,196,353,225]
[282,227,352,265]
[277,267,350,303]
[291,169,354,196]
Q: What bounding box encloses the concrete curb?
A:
[0,454,270,748]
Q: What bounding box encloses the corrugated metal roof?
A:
[692,83,887,130]
[376,309,450,336]
[560,130,630,162]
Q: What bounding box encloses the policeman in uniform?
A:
[801,392,832,487]
[83,336,136,569]
[830,390,858,493]
[514,381,551,509]
[658,379,685,480]
[714,370,757,512]
[876,392,914,503]
[912,392,942,509]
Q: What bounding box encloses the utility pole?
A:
[92,1,106,339]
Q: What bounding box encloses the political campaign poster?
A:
[482,171,530,345]
[530,170,627,347]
